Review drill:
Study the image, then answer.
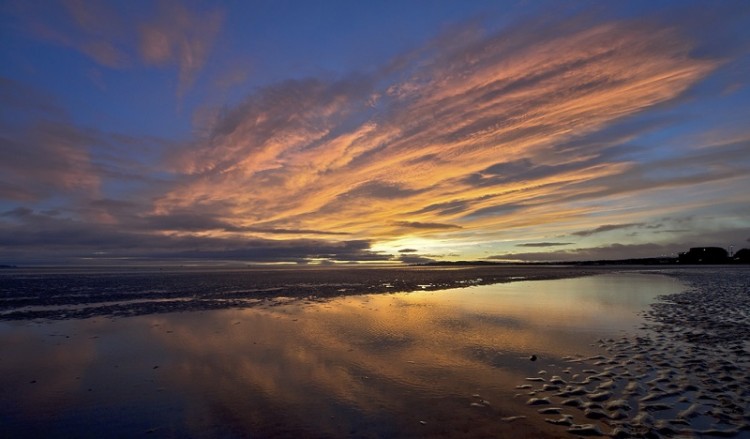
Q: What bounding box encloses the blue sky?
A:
[1,0,749,265]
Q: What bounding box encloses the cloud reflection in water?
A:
[0,273,684,437]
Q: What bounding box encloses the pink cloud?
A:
[138,1,224,97]
[153,17,717,244]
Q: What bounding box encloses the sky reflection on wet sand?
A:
[0,273,684,438]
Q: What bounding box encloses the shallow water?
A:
[0,272,685,438]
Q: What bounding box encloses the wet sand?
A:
[1,265,613,320]
[514,267,750,438]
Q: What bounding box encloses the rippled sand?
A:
[514,268,750,438]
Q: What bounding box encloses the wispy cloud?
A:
[14,0,223,97]
[516,242,573,248]
[5,7,749,264]
[20,0,131,68]
[138,1,224,98]
[571,223,646,237]
[393,221,462,230]
[155,16,716,247]
[0,208,388,264]
[488,243,675,262]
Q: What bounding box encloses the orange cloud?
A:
[153,18,717,249]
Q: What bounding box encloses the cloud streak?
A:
[14,0,223,97]
[4,6,750,264]
[155,16,716,247]
[138,1,224,97]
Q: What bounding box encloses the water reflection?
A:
[0,273,684,438]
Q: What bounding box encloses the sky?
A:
[1,0,749,265]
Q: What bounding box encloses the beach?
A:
[511,267,750,438]
[1,266,748,438]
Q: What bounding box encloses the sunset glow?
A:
[1,1,749,264]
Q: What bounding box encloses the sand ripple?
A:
[514,268,750,438]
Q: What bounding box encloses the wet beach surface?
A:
[1,266,748,438]
[0,265,611,320]
[514,267,750,438]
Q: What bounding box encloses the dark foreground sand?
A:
[513,268,750,438]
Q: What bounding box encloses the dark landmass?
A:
[424,246,750,266]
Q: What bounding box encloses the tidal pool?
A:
[0,272,685,438]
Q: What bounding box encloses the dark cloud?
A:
[140,213,231,232]
[488,243,678,262]
[555,139,750,207]
[393,221,461,230]
[0,210,388,264]
[571,223,646,237]
[397,254,436,264]
[1,207,34,218]
[461,158,579,189]
[462,203,524,220]
[340,181,424,200]
[398,248,418,253]
[240,227,350,236]
[411,200,473,216]
[162,239,391,263]
[516,242,573,247]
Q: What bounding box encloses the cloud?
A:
[152,13,716,250]
[340,181,424,200]
[489,223,750,261]
[138,1,224,97]
[0,86,168,207]
[393,221,462,230]
[571,223,646,237]
[398,248,418,253]
[14,0,222,96]
[1,207,34,218]
[461,203,525,220]
[0,120,101,201]
[6,8,748,264]
[411,200,474,217]
[19,0,131,68]
[516,242,573,247]
[0,209,389,264]
[488,243,677,262]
